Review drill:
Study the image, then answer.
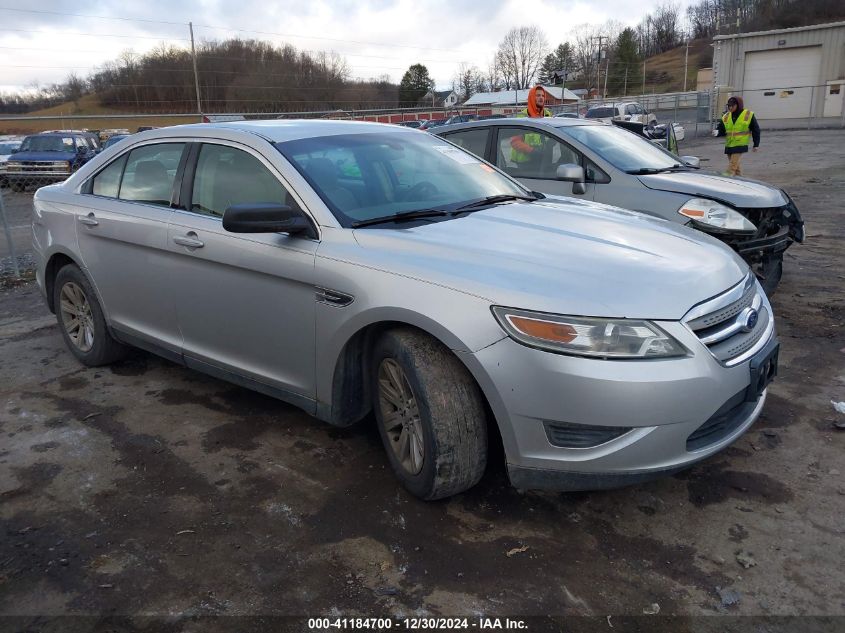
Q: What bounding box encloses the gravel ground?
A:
[0,129,843,633]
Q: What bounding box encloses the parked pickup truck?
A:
[5,132,101,191]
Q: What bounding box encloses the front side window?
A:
[442,129,489,160]
[119,143,185,206]
[277,132,527,227]
[496,127,581,179]
[190,144,302,218]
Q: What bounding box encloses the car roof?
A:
[142,119,418,144]
[433,116,607,135]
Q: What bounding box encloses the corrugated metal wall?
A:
[712,21,845,118]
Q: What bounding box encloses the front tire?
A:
[53,264,128,366]
[371,328,488,500]
[755,253,783,295]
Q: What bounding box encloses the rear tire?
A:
[53,264,128,366]
[371,328,488,500]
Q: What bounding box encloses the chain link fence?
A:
[3,83,843,282]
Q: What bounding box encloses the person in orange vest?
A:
[510,85,553,168]
[715,96,760,177]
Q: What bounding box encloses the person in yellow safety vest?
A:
[715,95,760,177]
[510,85,553,166]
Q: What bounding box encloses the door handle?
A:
[78,213,98,226]
[173,233,204,248]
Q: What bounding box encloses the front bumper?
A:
[462,314,776,492]
[695,200,805,264]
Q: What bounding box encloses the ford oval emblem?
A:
[742,308,759,332]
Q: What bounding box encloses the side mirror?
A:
[680,155,701,168]
[77,145,88,154]
[556,164,587,195]
[556,163,585,183]
[223,203,312,236]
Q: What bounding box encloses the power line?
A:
[0,6,463,53]
[0,6,188,26]
[0,28,189,41]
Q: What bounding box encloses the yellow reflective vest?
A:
[723,109,754,149]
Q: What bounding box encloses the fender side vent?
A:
[316,287,354,307]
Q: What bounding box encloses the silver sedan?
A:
[434,117,804,294]
[32,120,778,499]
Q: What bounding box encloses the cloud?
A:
[0,0,692,92]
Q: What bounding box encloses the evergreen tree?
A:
[538,43,574,85]
[399,64,435,106]
[607,29,640,96]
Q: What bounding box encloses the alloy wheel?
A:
[59,282,95,352]
[377,358,425,475]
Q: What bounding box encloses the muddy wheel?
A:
[54,264,128,366]
[371,328,487,500]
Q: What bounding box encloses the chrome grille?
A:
[684,274,771,365]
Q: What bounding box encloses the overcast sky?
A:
[0,0,693,94]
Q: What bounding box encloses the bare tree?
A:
[453,62,484,100]
[485,56,503,92]
[495,26,549,89]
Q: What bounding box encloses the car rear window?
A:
[585,107,616,119]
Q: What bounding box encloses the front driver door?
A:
[166,142,319,409]
[493,126,596,199]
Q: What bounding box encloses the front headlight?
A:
[491,307,687,359]
[678,198,756,232]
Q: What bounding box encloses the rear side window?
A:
[119,143,185,206]
[91,154,127,197]
[442,129,488,160]
[190,144,301,218]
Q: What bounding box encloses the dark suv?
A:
[5,132,101,191]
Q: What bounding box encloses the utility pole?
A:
[189,22,202,116]
[591,35,606,101]
[642,59,646,96]
[683,40,690,92]
[623,66,628,97]
[603,56,610,99]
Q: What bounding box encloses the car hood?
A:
[8,151,77,162]
[638,171,788,208]
[351,198,748,320]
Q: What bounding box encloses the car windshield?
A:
[563,124,682,172]
[0,143,20,155]
[585,107,615,119]
[276,132,528,227]
[20,136,75,153]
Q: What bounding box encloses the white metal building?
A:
[712,21,845,120]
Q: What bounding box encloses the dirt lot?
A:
[1,129,844,631]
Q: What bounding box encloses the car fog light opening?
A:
[544,421,633,448]
[492,307,687,359]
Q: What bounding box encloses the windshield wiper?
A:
[453,194,538,213]
[351,209,448,228]
[626,164,689,175]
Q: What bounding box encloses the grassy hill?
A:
[642,38,713,94]
[0,94,200,135]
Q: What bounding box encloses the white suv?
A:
[585,102,657,125]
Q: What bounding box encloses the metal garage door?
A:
[742,46,822,119]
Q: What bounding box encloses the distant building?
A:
[462,85,580,107]
[423,90,459,107]
[711,20,845,120]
